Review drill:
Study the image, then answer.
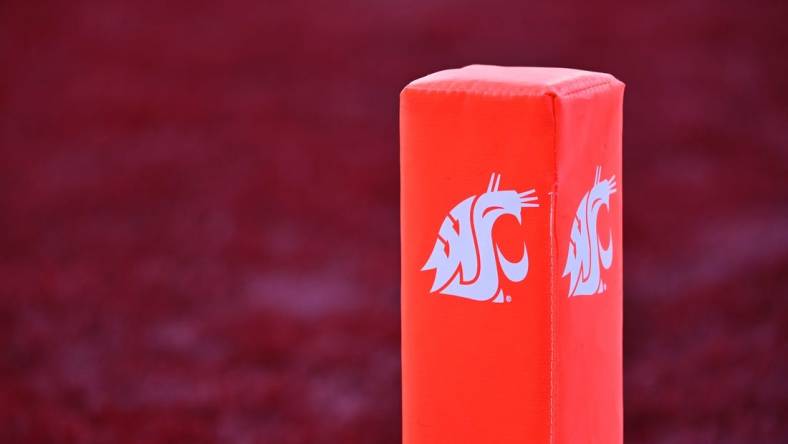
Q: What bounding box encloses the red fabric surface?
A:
[1,1,786,443]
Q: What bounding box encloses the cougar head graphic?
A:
[563,166,617,297]
[422,172,539,303]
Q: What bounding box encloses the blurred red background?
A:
[1,1,786,443]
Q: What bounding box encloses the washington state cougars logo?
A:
[422,172,539,303]
[563,166,617,297]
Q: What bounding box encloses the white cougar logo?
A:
[422,172,539,303]
[563,166,617,297]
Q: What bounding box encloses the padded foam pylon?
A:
[400,65,624,444]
